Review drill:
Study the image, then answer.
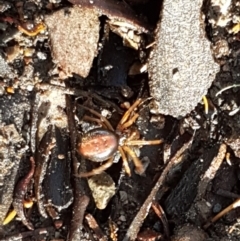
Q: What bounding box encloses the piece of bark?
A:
[45,6,99,78]
[187,143,226,224]
[148,0,219,118]
[165,145,220,220]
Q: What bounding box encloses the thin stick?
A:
[18,23,46,36]
[202,96,208,115]
[123,134,193,241]
[66,95,90,241]
[85,213,107,241]
[152,201,169,239]
[3,210,17,225]
[203,198,240,229]
[216,84,240,96]
[12,157,35,230]
[0,226,55,241]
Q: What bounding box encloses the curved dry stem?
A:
[202,96,209,115]
[216,84,240,96]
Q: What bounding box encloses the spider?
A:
[77,98,162,177]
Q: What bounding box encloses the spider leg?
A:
[82,115,108,129]
[78,157,114,178]
[118,147,131,176]
[122,146,144,175]
[36,83,124,114]
[126,129,140,141]
[125,139,163,146]
[117,113,139,131]
[119,98,142,126]
[78,104,114,131]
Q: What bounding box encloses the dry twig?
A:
[123,135,193,241]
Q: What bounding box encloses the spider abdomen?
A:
[78,128,119,162]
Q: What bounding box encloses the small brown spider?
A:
[77,98,162,177]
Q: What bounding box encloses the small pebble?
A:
[119,215,126,222]
[88,172,116,210]
[27,85,34,91]
[213,203,222,213]
[119,191,128,203]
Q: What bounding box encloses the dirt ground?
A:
[0,0,240,240]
